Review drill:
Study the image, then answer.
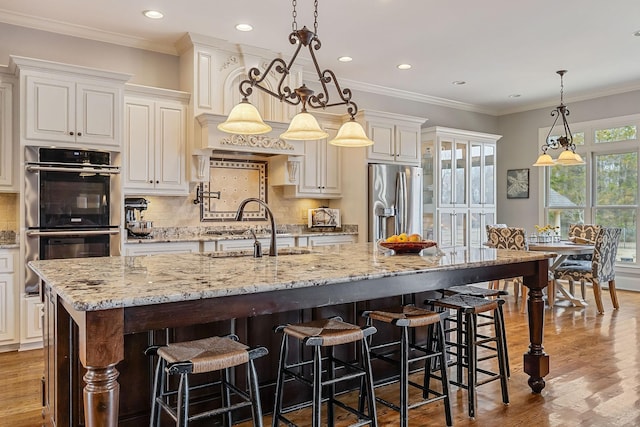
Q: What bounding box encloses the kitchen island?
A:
[29,243,553,427]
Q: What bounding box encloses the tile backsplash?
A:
[0,193,18,231]
[138,183,330,228]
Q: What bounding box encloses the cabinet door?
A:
[298,140,322,194]
[0,82,14,189]
[438,210,467,248]
[367,121,395,161]
[394,124,420,164]
[154,101,186,191]
[470,142,496,208]
[320,138,341,196]
[124,99,155,190]
[0,273,15,342]
[469,209,496,247]
[25,75,75,143]
[76,83,120,147]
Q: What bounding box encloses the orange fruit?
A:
[408,233,422,242]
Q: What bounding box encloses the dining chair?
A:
[553,227,621,314]
[485,226,528,312]
[562,224,602,299]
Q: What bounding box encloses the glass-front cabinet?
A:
[422,127,501,249]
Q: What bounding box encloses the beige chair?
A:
[562,224,601,299]
[486,225,528,312]
[553,227,621,314]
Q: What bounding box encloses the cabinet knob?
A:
[149,180,153,183]
[77,132,82,136]
[156,180,159,184]
[69,131,74,136]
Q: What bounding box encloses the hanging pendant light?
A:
[330,119,374,147]
[217,98,272,134]
[533,70,585,167]
[219,0,372,146]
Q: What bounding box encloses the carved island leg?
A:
[77,308,125,427]
[84,365,120,426]
[523,259,550,393]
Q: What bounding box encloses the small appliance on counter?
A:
[125,197,153,238]
[308,207,341,228]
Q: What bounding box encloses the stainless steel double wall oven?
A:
[24,147,121,294]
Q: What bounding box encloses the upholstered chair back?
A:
[569,224,601,243]
[486,226,527,250]
[592,227,622,282]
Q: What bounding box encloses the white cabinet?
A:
[0,249,17,347]
[11,56,130,149]
[123,86,190,195]
[0,80,14,191]
[422,126,501,249]
[296,234,357,247]
[123,241,200,256]
[20,295,44,347]
[215,237,295,252]
[354,110,425,166]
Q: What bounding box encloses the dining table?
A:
[527,240,595,307]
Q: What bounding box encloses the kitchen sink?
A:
[202,247,313,258]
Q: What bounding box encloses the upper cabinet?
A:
[0,78,15,191]
[354,110,425,166]
[10,56,131,150]
[123,85,190,195]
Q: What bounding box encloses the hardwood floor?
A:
[3,290,640,427]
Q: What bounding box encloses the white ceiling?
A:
[2,0,640,115]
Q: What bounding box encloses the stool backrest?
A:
[592,227,621,281]
[486,226,527,250]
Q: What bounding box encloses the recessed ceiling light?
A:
[143,10,164,19]
[235,23,253,32]
[397,63,412,70]
[452,80,466,85]
[338,56,353,62]
[634,30,640,36]
[508,94,521,98]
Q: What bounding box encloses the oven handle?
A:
[25,165,121,174]
[26,229,121,237]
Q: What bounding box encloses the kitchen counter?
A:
[30,243,554,426]
[125,229,357,244]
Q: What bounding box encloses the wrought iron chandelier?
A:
[217,0,373,147]
[533,70,585,166]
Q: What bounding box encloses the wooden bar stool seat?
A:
[145,334,267,427]
[361,305,453,427]
[272,317,378,427]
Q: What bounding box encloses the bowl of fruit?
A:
[379,233,438,254]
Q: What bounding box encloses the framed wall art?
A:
[506,168,529,199]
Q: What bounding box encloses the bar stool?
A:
[360,305,453,427]
[272,317,378,427]
[145,334,268,427]
[443,285,511,378]
[426,294,509,419]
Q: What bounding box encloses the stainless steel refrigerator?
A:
[368,163,423,242]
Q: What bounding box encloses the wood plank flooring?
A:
[2,290,639,426]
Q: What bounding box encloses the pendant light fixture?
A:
[533,70,585,167]
[217,0,373,147]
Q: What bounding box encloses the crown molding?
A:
[0,8,177,55]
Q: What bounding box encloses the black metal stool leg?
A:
[327,345,335,427]
[222,367,232,427]
[361,335,378,427]
[466,311,477,419]
[247,359,264,427]
[312,345,322,427]
[437,320,453,426]
[400,326,409,427]
[177,373,189,427]
[149,357,164,427]
[272,332,288,427]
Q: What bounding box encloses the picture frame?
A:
[506,168,530,199]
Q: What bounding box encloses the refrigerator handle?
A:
[395,171,408,234]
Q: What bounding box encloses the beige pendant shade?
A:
[556,149,585,166]
[329,120,374,147]
[217,100,272,135]
[532,153,555,167]
[280,112,329,140]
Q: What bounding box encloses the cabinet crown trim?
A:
[422,126,502,142]
[9,55,132,83]
[125,84,190,101]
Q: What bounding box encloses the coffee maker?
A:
[124,197,153,237]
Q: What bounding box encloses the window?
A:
[543,115,640,264]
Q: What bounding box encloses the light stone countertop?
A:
[29,243,554,312]
[125,230,357,244]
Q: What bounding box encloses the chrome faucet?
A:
[235,198,277,257]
